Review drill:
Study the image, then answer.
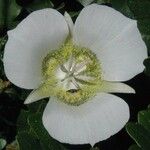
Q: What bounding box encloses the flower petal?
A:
[97,22,147,81]
[73,4,134,50]
[42,93,129,146]
[73,4,147,81]
[4,9,69,89]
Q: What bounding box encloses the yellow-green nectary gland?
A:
[42,41,102,106]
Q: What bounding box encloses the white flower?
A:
[3,4,147,146]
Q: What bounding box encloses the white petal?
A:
[98,22,147,81]
[73,4,134,50]
[100,81,135,94]
[73,4,147,81]
[64,12,74,37]
[42,93,129,146]
[4,9,69,89]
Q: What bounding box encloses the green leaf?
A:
[0,36,7,76]
[111,0,134,18]
[128,0,150,53]
[0,0,6,29]
[6,0,21,29]
[142,35,150,53]
[78,0,111,6]
[26,0,53,12]
[95,0,110,4]
[17,132,42,150]
[129,144,142,150]
[17,110,31,132]
[0,36,7,77]
[144,58,150,76]
[126,105,150,149]
[126,122,150,150]
[0,139,6,150]
[68,11,80,18]
[128,0,150,19]
[138,19,150,35]
[138,109,150,132]
[17,100,47,133]
[28,113,67,150]
[77,0,95,6]
[27,100,47,114]
[137,19,150,53]
[17,101,67,150]
[0,0,21,29]
[0,36,7,51]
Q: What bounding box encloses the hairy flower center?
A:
[42,41,102,106]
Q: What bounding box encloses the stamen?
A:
[73,59,91,75]
[71,78,81,89]
[68,55,75,71]
[60,64,68,73]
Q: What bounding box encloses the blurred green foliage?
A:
[17,100,67,150]
[126,105,150,150]
[25,0,54,12]
[0,0,21,30]
[129,144,142,150]
[0,138,6,150]
[144,58,150,76]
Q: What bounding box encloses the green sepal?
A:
[24,83,53,104]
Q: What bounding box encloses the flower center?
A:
[56,55,93,91]
[42,41,102,106]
